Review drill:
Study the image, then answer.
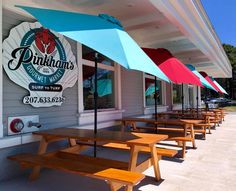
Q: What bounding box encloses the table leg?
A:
[182,141,186,158]
[189,124,196,149]
[69,138,77,146]
[150,145,161,181]
[108,182,125,191]
[128,145,139,171]
[29,137,48,180]
[125,186,133,191]
[121,121,125,132]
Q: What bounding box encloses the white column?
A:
[0,0,3,138]
[198,86,202,108]
[162,81,167,105]
[142,73,146,108]
[183,84,187,109]
[77,42,83,124]
[193,86,197,108]
[115,64,122,110]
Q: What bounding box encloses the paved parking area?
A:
[0,113,235,191]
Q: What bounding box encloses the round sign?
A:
[3,22,78,107]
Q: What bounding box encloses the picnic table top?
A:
[119,117,202,125]
[33,128,168,147]
[156,111,220,117]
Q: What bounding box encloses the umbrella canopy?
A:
[17,6,171,157]
[186,64,216,91]
[199,72,223,93]
[210,78,228,95]
[17,5,169,82]
[142,48,202,86]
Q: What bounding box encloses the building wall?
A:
[2,9,78,136]
[121,68,144,117]
[0,9,79,181]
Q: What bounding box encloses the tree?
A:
[217,44,236,99]
[223,44,236,69]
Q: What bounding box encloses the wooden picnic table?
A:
[31,128,168,182]
[119,118,202,158]
[156,111,216,136]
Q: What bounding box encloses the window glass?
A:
[173,84,182,104]
[83,65,115,110]
[82,45,114,66]
[145,78,162,106]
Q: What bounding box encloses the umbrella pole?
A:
[196,86,199,118]
[181,84,184,114]
[94,52,98,158]
[154,76,158,133]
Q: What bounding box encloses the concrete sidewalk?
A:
[0,113,235,191]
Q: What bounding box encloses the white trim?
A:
[0,134,41,149]
[81,52,117,111]
[0,119,122,149]
[77,43,84,115]
[79,51,121,123]
[197,86,201,107]
[184,84,188,108]
[77,120,121,130]
[170,83,173,106]
[0,0,3,138]
[172,104,182,110]
[172,83,182,104]
[145,73,155,79]
[142,73,146,108]
[82,59,115,71]
[143,73,164,107]
[79,109,124,117]
[115,64,122,110]
[187,85,194,108]
[82,108,116,113]
[78,109,124,127]
[162,81,166,105]
[149,0,231,77]
[144,105,168,115]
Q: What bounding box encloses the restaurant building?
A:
[0,0,232,180]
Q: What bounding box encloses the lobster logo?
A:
[35,27,56,54]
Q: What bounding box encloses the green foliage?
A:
[223,44,236,69]
[221,44,236,99]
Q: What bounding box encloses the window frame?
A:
[81,58,117,112]
[143,73,165,108]
[0,1,2,138]
[172,84,182,104]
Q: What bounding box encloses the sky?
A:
[201,0,236,47]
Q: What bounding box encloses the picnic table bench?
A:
[9,151,144,191]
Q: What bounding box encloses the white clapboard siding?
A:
[2,9,78,136]
[121,68,144,117]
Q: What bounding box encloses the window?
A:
[145,74,162,106]
[82,45,115,110]
[173,84,182,104]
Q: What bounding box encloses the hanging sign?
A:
[3,22,77,107]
